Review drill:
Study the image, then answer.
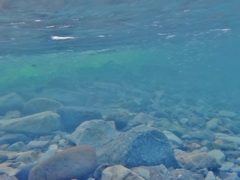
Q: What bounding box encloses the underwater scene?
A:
[0,0,240,179]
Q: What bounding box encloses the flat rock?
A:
[218,110,236,118]
[26,141,49,150]
[163,169,204,180]
[69,120,119,151]
[0,93,24,115]
[23,98,63,115]
[98,125,179,168]
[176,152,220,170]
[189,130,215,141]
[0,111,63,135]
[101,165,144,180]
[29,145,98,180]
[57,106,102,132]
[215,133,240,146]
[162,130,183,148]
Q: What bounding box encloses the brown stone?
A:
[29,145,98,180]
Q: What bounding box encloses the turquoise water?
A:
[1,0,240,99]
[1,1,240,179]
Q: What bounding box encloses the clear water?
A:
[1,0,240,177]
[1,0,240,98]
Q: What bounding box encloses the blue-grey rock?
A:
[105,111,132,131]
[0,92,24,115]
[98,125,179,168]
[26,141,49,150]
[6,141,25,151]
[190,130,215,141]
[163,169,204,180]
[0,134,29,146]
[70,120,119,151]
[205,171,216,180]
[0,111,63,135]
[176,152,220,170]
[162,130,183,148]
[57,106,102,132]
[220,162,234,172]
[215,133,240,146]
[0,153,8,163]
[208,150,226,164]
[23,98,63,115]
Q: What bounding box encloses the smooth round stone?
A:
[29,145,98,180]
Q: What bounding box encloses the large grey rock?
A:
[23,98,63,115]
[101,165,144,180]
[69,120,119,151]
[0,111,63,135]
[29,145,98,180]
[57,106,102,132]
[0,134,29,146]
[98,125,179,168]
[0,93,24,115]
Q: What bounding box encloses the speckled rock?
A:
[0,111,63,135]
[23,98,63,115]
[57,106,102,132]
[101,165,144,180]
[98,125,179,168]
[29,145,98,180]
[0,93,24,115]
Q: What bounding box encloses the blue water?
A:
[0,0,240,107]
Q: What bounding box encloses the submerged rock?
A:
[98,125,179,168]
[23,98,63,115]
[0,134,29,146]
[0,111,63,135]
[101,165,144,180]
[176,152,220,170]
[29,145,98,180]
[69,119,119,151]
[0,93,24,116]
[57,106,102,132]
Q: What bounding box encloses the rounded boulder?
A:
[29,145,98,180]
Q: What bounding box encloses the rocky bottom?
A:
[0,85,240,180]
